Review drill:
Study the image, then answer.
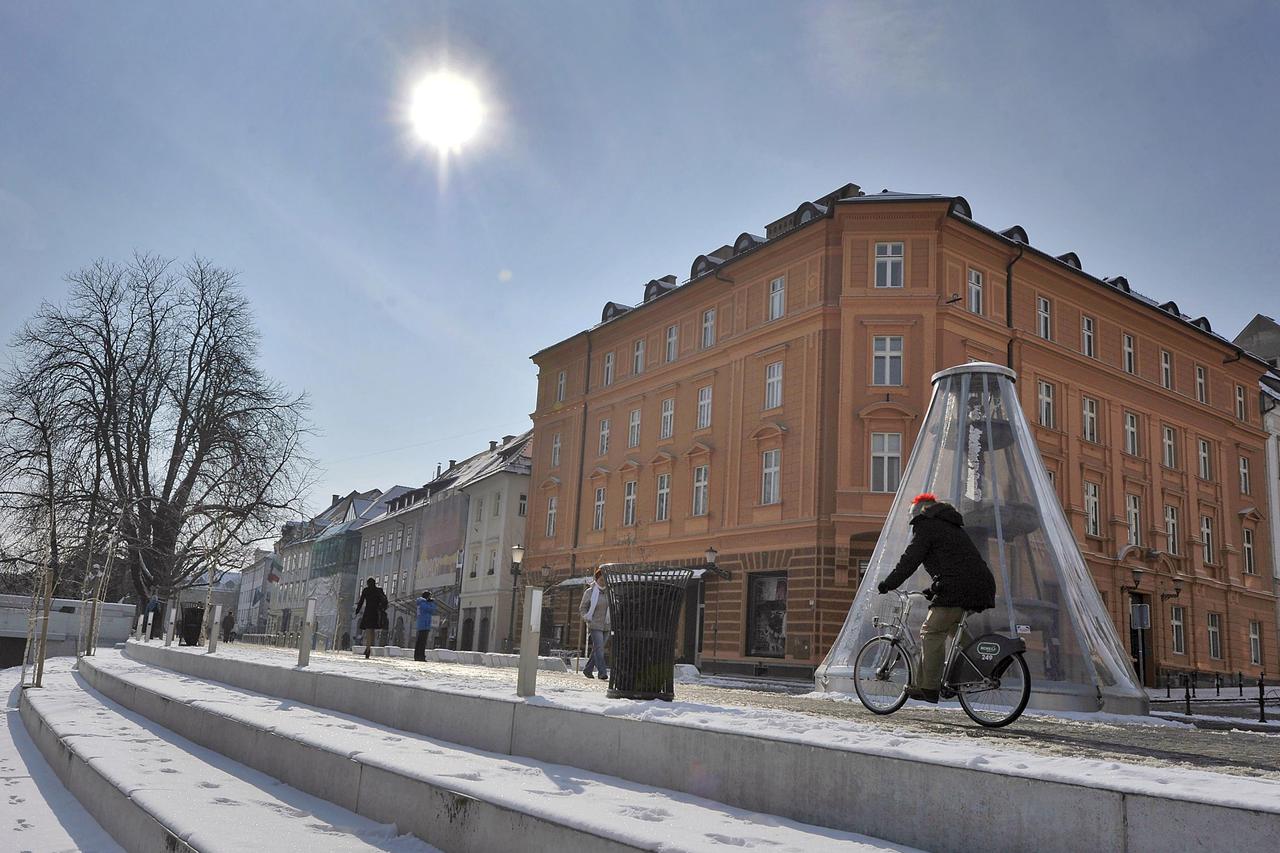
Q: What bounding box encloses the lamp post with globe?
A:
[504,543,525,652]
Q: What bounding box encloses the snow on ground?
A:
[1,666,123,853]
[141,641,1280,814]
[803,690,1197,728]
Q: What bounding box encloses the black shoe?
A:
[583,671,594,679]
[939,686,956,700]
[598,674,608,680]
[904,687,940,704]
[364,648,371,659]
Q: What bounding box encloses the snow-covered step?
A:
[80,650,910,852]
[20,659,435,853]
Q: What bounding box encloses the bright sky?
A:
[2,2,1277,516]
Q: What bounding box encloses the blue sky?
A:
[2,1,1276,515]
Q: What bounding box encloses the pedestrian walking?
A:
[579,568,610,680]
[414,591,436,662]
[221,609,236,643]
[354,578,388,659]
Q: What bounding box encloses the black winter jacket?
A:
[880,503,996,611]
[355,586,388,631]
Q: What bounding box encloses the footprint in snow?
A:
[14,818,33,832]
[199,782,221,789]
[159,768,179,775]
[212,797,240,806]
[443,772,484,781]
[618,806,672,822]
[9,795,26,804]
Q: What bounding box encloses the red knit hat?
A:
[912,493,938,505]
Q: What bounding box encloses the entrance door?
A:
[478,608,491,653]
[461,616,475,651]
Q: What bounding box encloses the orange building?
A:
[526,182,1275,683]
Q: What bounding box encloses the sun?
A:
[408,71,484,153]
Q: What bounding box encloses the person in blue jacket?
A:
[414,590,437,662]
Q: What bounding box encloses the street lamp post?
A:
[505,544,525,652]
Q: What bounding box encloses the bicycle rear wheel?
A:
[853,636,911,714]
[957,652,1030,727]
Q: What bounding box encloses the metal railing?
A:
[1149,671,1277,723]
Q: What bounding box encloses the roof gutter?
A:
[569,331,593,576]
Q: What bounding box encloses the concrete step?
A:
[19,659,433,853]
[80,651,891,852]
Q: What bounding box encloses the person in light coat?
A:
[579,568,611,680]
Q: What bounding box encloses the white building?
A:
[235,549,277,635]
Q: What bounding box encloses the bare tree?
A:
[2,254,314,604]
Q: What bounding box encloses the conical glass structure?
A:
[816,363,1147,714]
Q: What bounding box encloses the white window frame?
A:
[1198,439,1212,479]
[1124,411,1139,455]
[555,370,566,402]
[1250,620,1262,666]
[871,432,902,493]
[602,351,614,386]
[598,418,610,456]
[1164,505,1179,555]
[1195,365,1207,403]
[665,324,679,363]
[493,494,501,517]
[1236,385,1246,420]
[488,549,497,575]
[551,432,561,467]
[1207,612,1222,660]
[1081,316,1095,358]
[1162,426,1177,469]
[1171,605,1185,655]
[632,338,645,375]
[628,408,641,448]
[967,268,983,314]
[1126,494,1142,547]
[1037,380,1055,428]
[696,386,712,430]
[768,276,786,320]
[692,465,709,517]
[518,494,527,517]
[1085,482,1101,537]
[874,242,904,288]
[1243,527,1256,574]
[1123,334,1135,374]
[760,449,781,505]
[1160,350,1173,389]
[545,496,557,538]
[873,336,904,386]
[764,361,783,409]
[1082,396,1099,443]
[1240,456,1251,494]
[701,308,716,349]
[655,473,670,521]
[1201,515,1214,565]
[622,480,637,526]
[592,487,606,531]
[1036,297,1052,340]
[659,397,674,440]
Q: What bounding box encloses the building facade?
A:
[526,182,1276,682]
[235,549,277,635]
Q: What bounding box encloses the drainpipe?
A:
[570,332,594,580]
[1005,242,1026,370]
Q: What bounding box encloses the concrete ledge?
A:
[122,642,1280,853]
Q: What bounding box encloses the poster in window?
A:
[747,574,787,657]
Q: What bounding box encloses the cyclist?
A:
[877,493,996,703]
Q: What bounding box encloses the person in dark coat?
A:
[413,591,437,662]
[354,578,387,659]
[878,493,996,703]
[221,610,236,643]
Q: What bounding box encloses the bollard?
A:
[516,587,544,698]
[1215,672,1221,696]
[134,614,145,641]
[1191,674,1197,699]
[1165,672,1171,698]
[1239,671,1244,697]
[1184,673,1192,716]
[207,605,222,654]
[164,607,176,647]
[1261,674,1268,724]
[143,611,154,642]
[298,598,316,668]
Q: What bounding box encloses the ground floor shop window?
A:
[746,572,788,658]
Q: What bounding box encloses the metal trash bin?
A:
[602,567,693,701]
[180,605,204,646]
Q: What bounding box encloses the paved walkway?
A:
[304,649,1280,781]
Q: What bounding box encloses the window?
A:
[761,276,785,322]
[488,549,496,575]
[1195,366,1207,403]
[1250,621,1262,666]
[1124,412,1140,455]
[967,269,983,314]
[395,529,403,551]
[1165,505,1180,555]
[1037,381,1055,428]
[1157,351,1172,390]
[1170,606,1185,655]
[1201,515,1214,565]
[1243,527,1256,574]
[628,408,641,448]
[871,432,902,493]
[1082,396,1099,443]
[1036,297,1052,340]
[874,242,904,288]
[592,487,605,531]
[696,386,712,429]
[377,534,385,556]
[550,432,561,467]
[1081,316,1095,358]
[632,338,645,375]
[1240,456,1251,494]
[555,370,566,402]
[518,494,527,517]
[655,473,670,521]
[746,573,788,657]
[602,352,614,386]
[1085,482,1101,537]
[1235,385,1246,421]
[1126,494,1142,547]
[873,336,904,386]
[595,418,609,456]
[545,496,557,538]
[761,449,781,504]
[470,553,478,578]
[665,324,679,362]
[1162,426,1177,468]
[622,480,637,526]
[692,465,709,516]
[1122,334,1135,374]
[1207,612,1222,660]
[659,398,675,439]
[701,308,716,348]
[764,361,783,409]
[1198,439,1211,479]
[474,499,484,520]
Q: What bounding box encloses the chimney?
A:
[435,463,442,477]
[502,434,515,443]
[331,494,340,507]
[449,460,457,469]
[489,440,498,451]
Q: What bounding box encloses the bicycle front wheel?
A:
[853,636,911,714]
[957,652,1030,728]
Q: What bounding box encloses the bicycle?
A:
[853,590,1031,728]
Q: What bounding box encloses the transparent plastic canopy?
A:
[816,363,1147,713]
